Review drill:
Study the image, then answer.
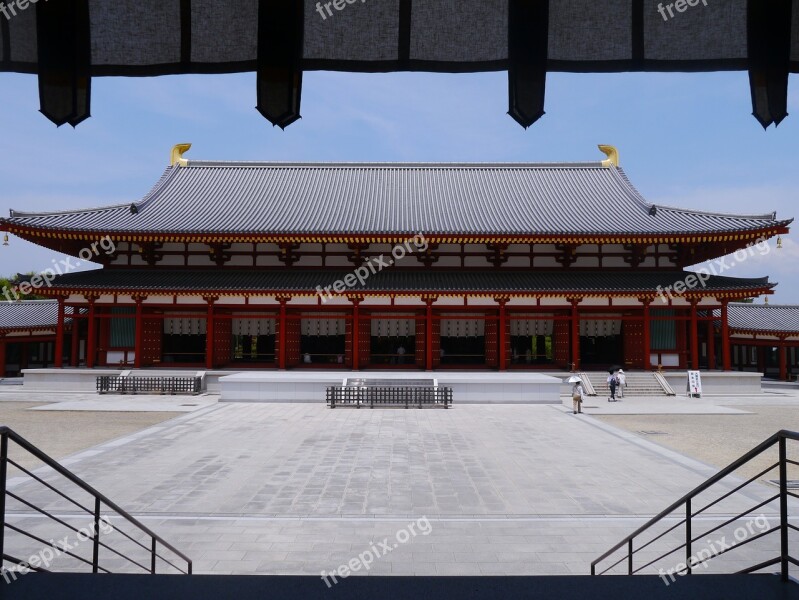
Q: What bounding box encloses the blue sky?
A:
[0,69,797,300]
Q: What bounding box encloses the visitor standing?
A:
[572,380,585,414]
[396,344,406,365]
[616,369,626,399]
[607,372,617,402]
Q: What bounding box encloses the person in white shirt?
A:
[572,381,584,414]
[616,369,626,399]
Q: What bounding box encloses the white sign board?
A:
[687,370,702,398]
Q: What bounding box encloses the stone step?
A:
[581,371,669,397]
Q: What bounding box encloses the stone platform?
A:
[16,368,763,401]
[219,371,562,403]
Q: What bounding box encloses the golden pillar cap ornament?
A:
[598,145,619,168]
[170,143,192,167]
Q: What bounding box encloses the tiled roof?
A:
[0,300,68,331]
[4,161,789,237]
[45,269,772,295]
[725,303,799,334]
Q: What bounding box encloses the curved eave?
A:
[0,324,71,335]
[1,222,792,247]
[729,327,797,337]
[36,286,775,301]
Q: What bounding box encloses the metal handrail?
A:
[0,425,192,575]
[591,429,799,580]
[577,373,596,396]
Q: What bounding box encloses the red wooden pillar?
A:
[425,299,434,371]
[641,299,651,371]
[133,297,144,369]
[689,299,699,370]
[70,316,80,367]
[779,342,788,381]
[351,299,360,371]
[205,298,216,370]
[707,319,716,370]
[278,299,287,370]
[498,299,508,371]
[570,299,580,371]
[0,338,6,377]
[415,317,426,369]
[721,301,731,371]
[55,297,65,368]
[86,298,96,368]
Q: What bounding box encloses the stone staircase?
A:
[580,371,672,397]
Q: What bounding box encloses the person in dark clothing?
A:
[607,372,617,402]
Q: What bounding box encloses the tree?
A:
[0,273,48,302]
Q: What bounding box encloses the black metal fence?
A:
[326,386,452,409]
[0,426,192,577]
[96,376,202,395]
[592,429,799,581]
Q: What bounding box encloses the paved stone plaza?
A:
[0,388,796,581]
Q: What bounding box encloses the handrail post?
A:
[0,433,8,564]
[686,499,692,574]
[779,435,789,582]
[151,537,157,574]
[92,497,101,573]
[628,539,633,575]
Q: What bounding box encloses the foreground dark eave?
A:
[42,269,774,299]
[2,1,799,130]
[2,162,791,243]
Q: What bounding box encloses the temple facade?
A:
[0,145,792,375]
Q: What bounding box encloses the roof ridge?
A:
[9,202,128,219]
[654,202,781,222]
[7,166,180,219]
[184,160,607,169]
[606,167,655,215]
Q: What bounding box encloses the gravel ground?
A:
[0,402,177,470]
[596,405,799,482]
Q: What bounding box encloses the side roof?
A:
[725,303,799,334]
[3,160,791,239]
[0,300,73,331]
